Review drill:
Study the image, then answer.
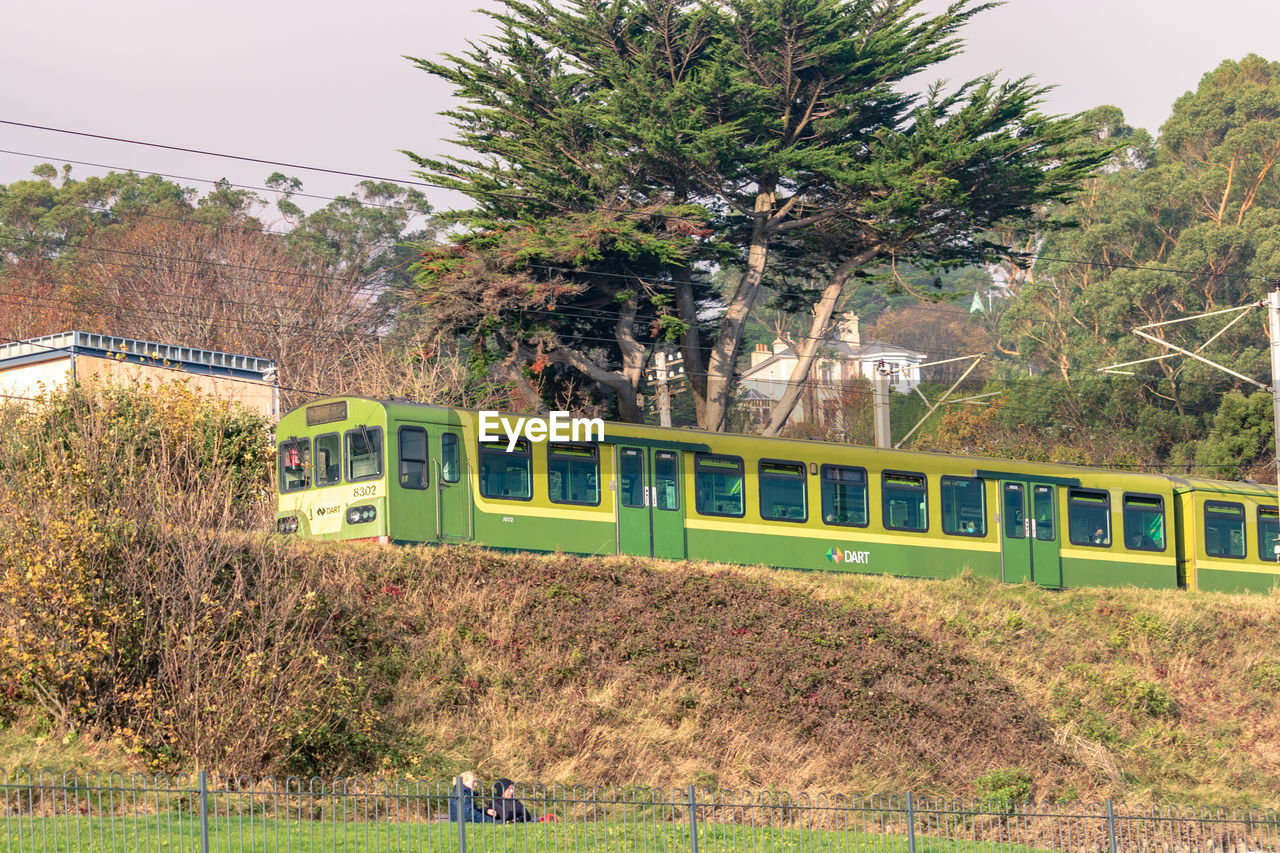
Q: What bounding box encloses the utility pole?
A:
[1270,284,1280,558]
[654,349,673,428]
[873,362,891,448]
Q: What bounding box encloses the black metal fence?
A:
[2,770,1278,853]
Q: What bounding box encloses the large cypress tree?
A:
[407,0,1104,428]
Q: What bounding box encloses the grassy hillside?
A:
[8,535,1280,806]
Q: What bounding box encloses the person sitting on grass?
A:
[491,778,535,823]
[449,772,495,822]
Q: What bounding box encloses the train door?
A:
[616,445,686,559]
[999,480,1062,587]
[434,429,469,539]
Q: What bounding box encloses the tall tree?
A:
[408,0,1103,428]
[997,56,1280,470]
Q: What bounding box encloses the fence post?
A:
[688,785,699,853]
[905,792,917,853]
[457,785,467,853]
[1106,799,1118,853]
[198,771,210,853]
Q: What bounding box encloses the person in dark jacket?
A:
[449,772,495,822]
[491,778,535,823]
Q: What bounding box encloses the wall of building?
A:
[0,356,72,401]
[0,355,275,418]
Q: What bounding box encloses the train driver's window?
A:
[315,433,341,486]
[759,459,806,522]
[345,426,384,482]
[1067,489,1110,546]
[941,476,985,536]
[882,472,927,532]
[694,454,744,517]
[547,444,600,506]
[479,438,531,500]
[398,426,428,490]
[1259,507,1279,563]
[278,437,310,492]
[1204,501,1245,559]
[820,465,868,527]
[1122,494,1164,551]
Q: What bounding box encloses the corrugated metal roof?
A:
[0,331,275,377]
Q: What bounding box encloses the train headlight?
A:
[346,505,377,525]
[276,516,300,535]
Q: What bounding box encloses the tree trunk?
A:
[760,254,868,436]
[672,267,708,428]
[703,186,776,431]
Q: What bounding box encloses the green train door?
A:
[616,446,686,559]
[1000,481,1062,587]
[435,430,469,539]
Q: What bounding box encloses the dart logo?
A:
[827,546,870,565]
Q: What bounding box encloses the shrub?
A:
[974,767,1033,804]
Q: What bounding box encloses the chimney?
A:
[772,336,791,356]
[750,342,771,368]
[838,311,861,346]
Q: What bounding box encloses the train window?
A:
[398,426,428,490]
[441,433,460,483]
[315,433,341,486]
[1034,486,1056,541]
[882,471,927,532]
[1259,507,1279,563]
[694,454,744,517]
[547,444,600,506]
[479,438,531,500]
[941,476,984,537]
[345,427,384,482]
[619,448,646,507]
[654,451,680,511]
[1122,494,1165,551]
[759,459,807,523]
[1002,483,1026,539]
[1204,501,1245,559]
[278,437,310,492]
[820,465,868,527]
[1068,489,1110,546]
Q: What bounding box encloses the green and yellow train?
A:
[274,396,1280,593]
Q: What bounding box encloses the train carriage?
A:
[274,396,1280,593]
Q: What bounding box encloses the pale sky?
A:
[1,0,1277,214]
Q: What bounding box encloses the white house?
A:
[738,312,926,424]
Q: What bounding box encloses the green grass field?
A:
[0,814,1055,853]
